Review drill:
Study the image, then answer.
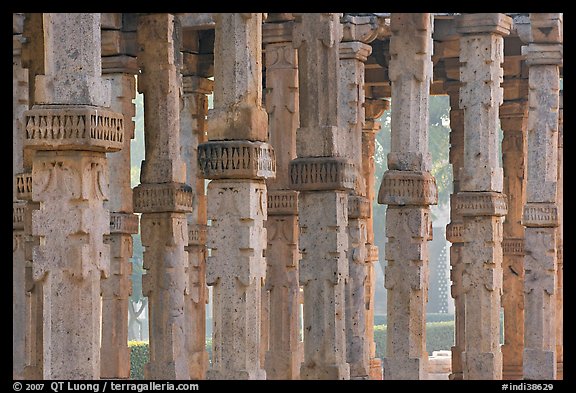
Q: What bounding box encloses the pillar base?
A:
[206,368,266,380]
[383,357,427,380]
[265,350,300,380]
[145,361,190,380]
[523,349,556,380]
[462,351,502,380]
[369,358,382,380]
[503,364,523,380]
[189,350,209,380]
[300,362,350,380]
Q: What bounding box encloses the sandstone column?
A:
[13,12,28,380]
[100,15,139,379]
[262,14,301,380]
[555,91,563,380]
[20,13,45,380]
[444,80,465,381]
[197,13,274,380]
[133,13,192,380]
[180,37,214,379]
[455,13,511,380]
[290,13,351,380]
[23,13,123,379]
[500,77,528,380]
[340,14,382,380]
[377,13,437,380]
[362,98,388,380]
[522,13,562,380]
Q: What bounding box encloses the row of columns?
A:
[13,12,562,381]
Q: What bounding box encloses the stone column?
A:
[522,13,562,380]
[290,13,351,380]
[13,13,28,380]
[180,42,214,379]
[100,17,139,379]
[444,80,465,381]
[500,82,528,380]
[455,13,511,380]
[198,13,274,380]
[133,13,192,380]
[377,13,437,380]
[20,13,44,380]
[22,13,123,379]
[555,91,563,380]
[362,98,388,380]
[262,15,301,380]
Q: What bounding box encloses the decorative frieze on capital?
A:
[446,222,464,243]
[110,212,139,235]
[133,182,194,214]
[289,157,355,191]
[526,44,563,66]
[13,201,26,230]
[348,195,370,219]
[24,105,124,152]
[188,223,208,247]
[15,172,33,201]
[339,41,372,62]
[454,191,508,217]
[262,20,294,44]
[522,203,558,228]
[197,140,276,180]
[267,190,298,215]
[366,244,379,263]
[378,170,438,206]
[502,238,525,256]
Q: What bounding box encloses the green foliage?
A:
[374,321,455,359]
[374,313,454,326]
[128,341,149,380]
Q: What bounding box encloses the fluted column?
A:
[100,17,139,379]
[377,13,437,380]
[198,13,274,380]
[290,13,351,380]
[455,13,511,380]
[444,80,465,381]
[500,81,528,380]
[133,13,192,380]
[13,12,28,380]
[362,98,388,380]
[180,44,214,379]
[522,13,562,380]
[23,13,123,379]
[262,14,301,380]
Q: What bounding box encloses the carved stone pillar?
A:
[500,89,528,380]
[377,13,437,380]
[133,13,192,380]
[180,48,213,379]
[445,80,465,381]
[362,98,388,380]
[556,91,563,380]
[262,15,301,380]
[455,13,511,380]
[13,13,28,380]
[198,13,274,380]
[522,13,562,380]
[100,18,139,379]
[290,13,351,380]
[22,13,122,379]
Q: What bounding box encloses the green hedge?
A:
[374,313,454,326]
[374,321,455,359]
[128,340,213,380]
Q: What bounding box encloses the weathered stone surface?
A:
[378,170,438,206]
[454,191,507,217]
[24,105,124,152]
[197,140,276,180]
[208,13,268,142]
[133,182,193,214]
[290,157,355,191]
[206,180,267,380]
[267,190,298,216]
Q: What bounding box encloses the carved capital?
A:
[454,191,507,217]
[110,212,139,234]
[456,13,512,36]
[197,140,276,180]
[13,201,26,230]
[348,195,370,219]
[24,105,124,152]
[339,41,372,62]
[133,182,194,213]
[341,14,387,43]
[268,190,298,215]
[446,222,464,243]
[15,172,33,201]
[378,170,438,206]
[188,223,208,246]
[182,75,214,95]
[364,98,389,121]
[289,157,355,191]
[522,202,558,227]
[526,44,563,66]
[502,238,525,256]
[262,20,294,44]
[366,244,379,263]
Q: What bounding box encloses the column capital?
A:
[456,13,512,36]
[262,20,294,44]
[133,182,194,213]
[341,14,386,44]
[182,75,214,95]
[268,190,298,215]
[289,157,355,191]
[529,13,562,44]
[378,170,438,206]
[454,191,507,217]
[522,202,558,227]
[339,41,372,62]
[110,212,139,234]
[364,98,389,121]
